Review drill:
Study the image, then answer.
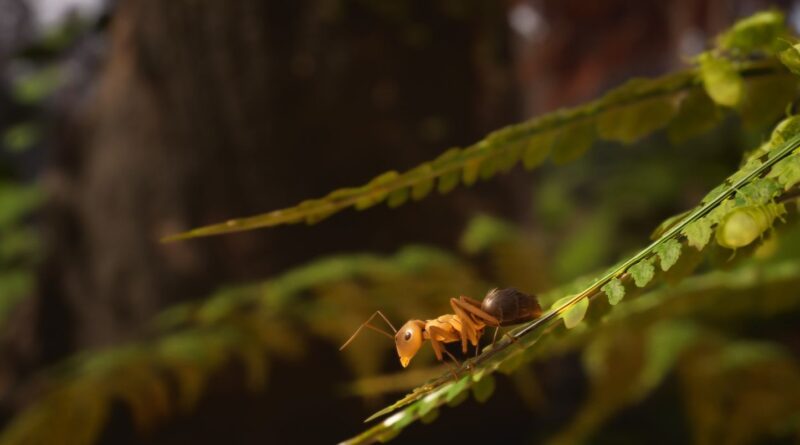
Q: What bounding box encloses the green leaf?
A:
[553,296,589,329]
[667,89,720,144]
[683,219,713,250]
[437,171,460,194]
[471,374,495,403]
[651,209,691,240]
[386,188,410,208]
[419,408,439,424]
[654,239,682,272]
[3,122,40,153]
[739,76,798,130]
[446,387,469,408]
[0,184,43,229]
[459,214,516,255]
[13,66,62,104]
[410,165,434,200]
[0,270,33,322]
[767,154,800,190]
[602,278,625,305]
[0,227,39,262]
[717,10,786,54]
[699,54,744,107]
[629,259,655,288]
[417,393,441,418]
[432,148,462,194]
[522,131,555,169]
[634,321,699,397]
[461,158,481,186]
[597,96,677,144]
[735,178,782,205]
[769,115,800,147]
[445,376,471,405]
[717,341,788,370]
[551,120,594,164]
[355,172,398,210]
[779,44,800,76]
[496,351,526,375]
[495,141,523,173]
[478,156,498,181]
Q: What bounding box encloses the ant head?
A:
[395,320,424,367]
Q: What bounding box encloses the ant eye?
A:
[404,330,412,341]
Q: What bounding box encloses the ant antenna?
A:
[339,310,397,351]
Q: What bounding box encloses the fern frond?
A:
[339,130,800,444]
[163,60,795,241]
[342,252,800,445]
[0,246,488,445]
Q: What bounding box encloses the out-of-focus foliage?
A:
[0,17,93,327]
[0,246,491,445]
[0,181,40,327]
[342,124,800,444]
[163,9,796,241]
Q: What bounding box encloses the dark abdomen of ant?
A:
[481,288,542,326]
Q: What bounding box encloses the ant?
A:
[340,288,542,370]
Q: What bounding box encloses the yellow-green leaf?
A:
[717,10,786,54]
[478,157,498,181]
[655,239,682,272]
[471,374,496,403]
[667,89,720,144]
[553,295,589,329]
[445,376,470,405]
[496,141,523,172]
[356,171,399,210]
[432,148,463,194]
[462,158,481,186]
[522,131,555,169]
[410,165,434,200]
[386,187,410,208]
[779,44,800,76]
[551,120,595,164]
[601,278,625,306]
[739,76,798,130]
[767,154,800,189]
[699,54,743,107]
[597,96,677,144]
[683,219,713,250]
[629,259,655,288]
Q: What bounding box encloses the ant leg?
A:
[431,339,459,379]
[442,349,464,378]
[491,327,522,351]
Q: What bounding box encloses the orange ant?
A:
[340,288,542,370]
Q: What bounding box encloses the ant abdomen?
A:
[481,288,542,326]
